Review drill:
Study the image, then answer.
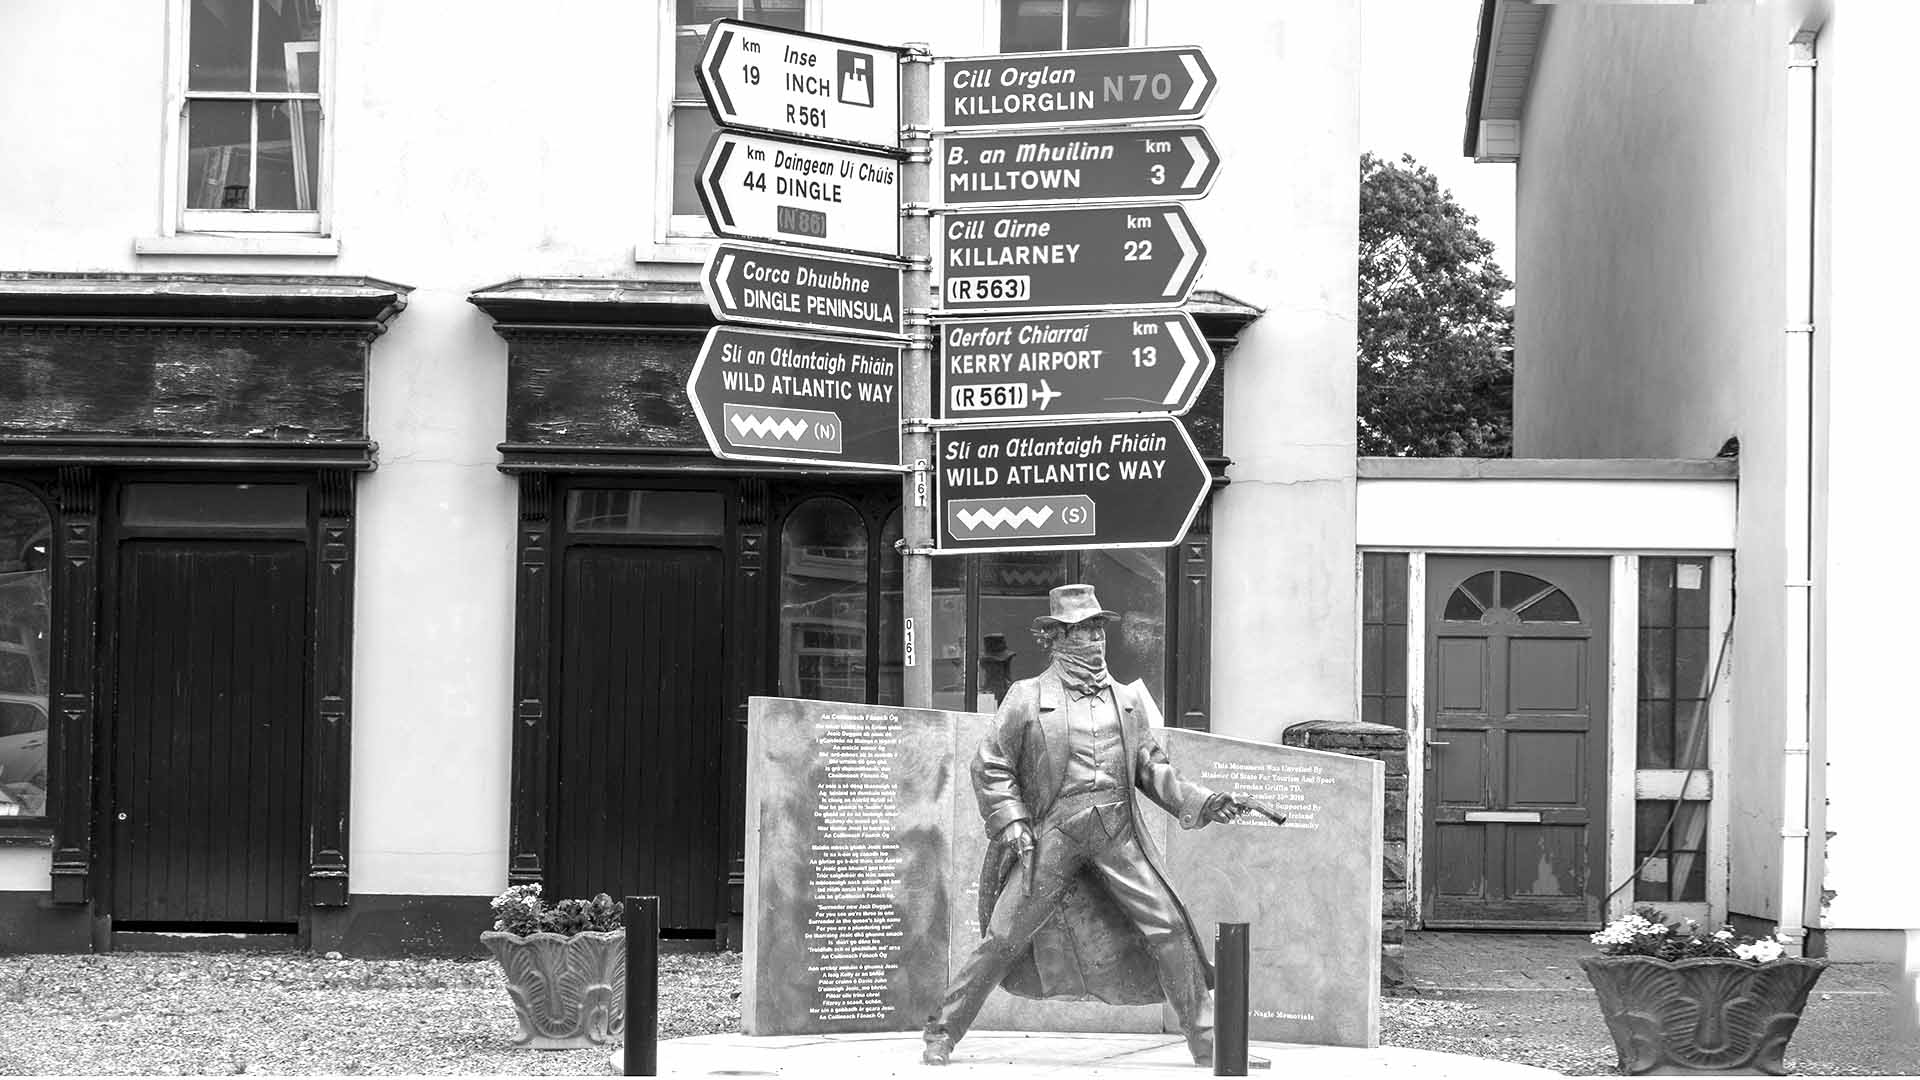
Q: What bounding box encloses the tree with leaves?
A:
[1357,152,1514,457]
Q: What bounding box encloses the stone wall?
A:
[1282,720,1409,987]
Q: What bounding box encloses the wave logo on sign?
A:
[948,495,1096,538]
[725,405,843,454]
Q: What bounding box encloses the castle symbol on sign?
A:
[836,51,873,107]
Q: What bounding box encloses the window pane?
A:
[0,484,52,821]
[931,556,967,712]
[565,490,724,536]
[1498,571,1552,612]
[675,0,739,100]
[257,0,321,93]
[1518,588,1578,623]
[1442,587,1482,622]
[255,101,318,211]
[1085,549,1165,707]
[977,553,1069,709]
[672,106,719,216]
[878,509,902,706]
[1674,559,1710,627]
[779,498,868,703]
[189,0,252,91]
[1066,0,1128,49]
[120,483,305,528]
[1640,557,1675,628]
[185,100,253,210]
[1002,0,1064,52]
[1462,571,1495,611]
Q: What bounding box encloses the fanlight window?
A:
[1442,570,1580,623]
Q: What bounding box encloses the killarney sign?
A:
[937,46,1215,130]
[688,326,903,470]
[937,204,1205,313]
[696,130,902,259]
[936,310,1212,421]
[938,125,1219,206]
[696,20,902,150]
[934,416,1209,552]
[703,243,904,339]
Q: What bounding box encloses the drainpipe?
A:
[1778,21,1820,953]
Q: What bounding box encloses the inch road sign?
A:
[938,204,1205,313]
[696,20,902,150]
[938,125,1219,206]
[688,326,903,470]
[703,243,904,339]
[696,130,902,259]
[938,46,1215,130]
[934,416,1209,553]
[937,310,1212,422]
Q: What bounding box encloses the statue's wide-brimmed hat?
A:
[1032,584,1119,629]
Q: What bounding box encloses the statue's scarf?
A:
[1051,638,1109,697]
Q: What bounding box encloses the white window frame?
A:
[985,0,1148,53]
[157,0,336,239]
[647,1,821,261]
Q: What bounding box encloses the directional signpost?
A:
[934,416,1210,552]
[939,125,1218,206]
[696,130,901,259]
[938,46,1216,129]
[697,19,902,150]
[938,204,1206,313]
[936,310,1211,421]
[703,243,903,339]
[688,325,903,470]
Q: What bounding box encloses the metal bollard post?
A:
[624,896,658,1077]
[1214,922,1249,1077]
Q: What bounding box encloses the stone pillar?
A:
[1282,720,1410,988]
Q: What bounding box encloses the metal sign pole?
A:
[901,44,935,710]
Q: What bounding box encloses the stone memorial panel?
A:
[743,697,959,1035]
[1162,729,1384,1048]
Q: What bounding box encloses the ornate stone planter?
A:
[1579,954,1827,1075]
[481,928,626,1049]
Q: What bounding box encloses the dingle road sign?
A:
[937,204,1205,313]
[937,46,1215,130]
[936,310,1212,422]
[934,416,1209,553]
[704,243,904,339]
[696,20,902,151]
[689,325,903,470]
[697,130,901,259]
[938,125,1219,206]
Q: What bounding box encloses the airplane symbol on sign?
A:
[1033,378,1061,411]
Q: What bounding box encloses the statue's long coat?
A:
[973,670,1217,1005]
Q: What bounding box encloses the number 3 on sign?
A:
[1123,240,1153,261]
[1132,346,1157,367]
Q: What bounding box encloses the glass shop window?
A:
[1633,556,1714,904]
[180,0,325,232]
[0,483,52,821]
[669,0,807,229]
[1001,0,1130,52]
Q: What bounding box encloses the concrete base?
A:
[611,1032,1562,1077]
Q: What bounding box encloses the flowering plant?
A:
[488,883,623,936]
[1590,905,1788,963]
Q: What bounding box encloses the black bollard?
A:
[624,896,658,1077]
[1214,922,1249,1077]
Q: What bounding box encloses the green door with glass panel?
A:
[1424,557,1609,929]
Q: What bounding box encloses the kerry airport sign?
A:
[938,125,1219,206]
[703,243,903,339]
[934,416,1210,552]
[937,204,1206,313]
[696,129,902,259]
[696,20,902,150]
[937,46,1216,129]
[936,310,1212,422]
[688,326,903,470]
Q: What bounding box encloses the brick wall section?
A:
[1281,719,1410,988]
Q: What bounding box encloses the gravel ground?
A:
[2,950,1914,1075]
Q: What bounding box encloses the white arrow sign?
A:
[696,20,902,150]
[696,130,902,259]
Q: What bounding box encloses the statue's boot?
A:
[1150,938,1216,1066]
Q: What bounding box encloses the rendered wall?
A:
[1512,4,1791,921]
[0,2,1361,899]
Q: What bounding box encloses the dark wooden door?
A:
[110,541,308,927]
[553,545,725,932]
[1424,556,1608,929]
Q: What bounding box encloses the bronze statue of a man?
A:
[922,584,1249,1067]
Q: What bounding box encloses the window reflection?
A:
[974,553,1069,708]
[779,498,868,703]
[0,483,51,819]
